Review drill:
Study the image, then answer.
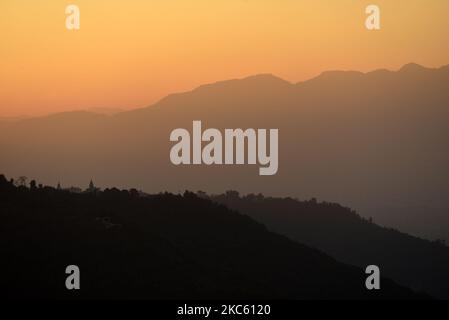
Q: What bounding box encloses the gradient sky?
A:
[1,0,449,117]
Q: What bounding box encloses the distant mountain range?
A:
[0,115,30,122]
[86,107,124,115]
[0,63,448,242]
[0,175,425,299]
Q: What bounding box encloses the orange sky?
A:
[1,0,449,117]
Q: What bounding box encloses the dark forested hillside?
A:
[0,175,424,299]
[209,192,449,299]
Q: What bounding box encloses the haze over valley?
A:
[1,63,448,242]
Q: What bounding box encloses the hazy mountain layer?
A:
[1,63,448,241]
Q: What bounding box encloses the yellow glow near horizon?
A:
[1,0,449,117]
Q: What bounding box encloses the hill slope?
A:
[210,192,449,299]
[0,175,423,299]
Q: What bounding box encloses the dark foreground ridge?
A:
[0,175,426,299]
[210,192,449,299]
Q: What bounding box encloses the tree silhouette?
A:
[16,176,27,187]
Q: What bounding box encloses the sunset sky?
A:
[1,0,449,117]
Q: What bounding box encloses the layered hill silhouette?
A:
[0,63,448,242]
[209,192,449,299]
[0,174,425,299]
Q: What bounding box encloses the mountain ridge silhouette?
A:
[0,174,428,299]
[1,63,445,121]
[209,191,449,299]
[0,62,448,243]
